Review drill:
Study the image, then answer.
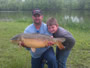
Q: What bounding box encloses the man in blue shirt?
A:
[22,9,57,68]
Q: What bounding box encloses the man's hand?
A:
[18,41,26,47]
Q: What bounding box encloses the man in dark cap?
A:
[22,9,58,68]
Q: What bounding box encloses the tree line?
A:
[0,0,90,11]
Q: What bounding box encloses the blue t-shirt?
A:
[24,22,52,58]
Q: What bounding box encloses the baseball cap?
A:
[32,9,42,16]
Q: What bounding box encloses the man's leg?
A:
[43,47,58,68]
[31,56,44,68]
[56,47,71,68]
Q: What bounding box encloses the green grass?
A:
[0,21,90,68]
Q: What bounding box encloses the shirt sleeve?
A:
[62,36,75,50]
[24,26,30,33]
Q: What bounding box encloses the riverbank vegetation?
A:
[0,0,90,11]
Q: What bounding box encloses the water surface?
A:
[0,10,90,24]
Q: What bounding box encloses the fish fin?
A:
[18,41,22,47]
[31,48,36,52]
[56,41,65,50]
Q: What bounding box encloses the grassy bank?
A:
[0,21,90,68]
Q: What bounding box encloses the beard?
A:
[34,21,41,25]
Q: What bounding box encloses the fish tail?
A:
[54,38,65,49]
[55,41,65,49]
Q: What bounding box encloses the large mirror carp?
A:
[11,33,65,51]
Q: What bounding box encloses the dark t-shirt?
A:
[53,27,75,50]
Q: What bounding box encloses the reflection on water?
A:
[64,15,83,23]
[0,11,32,22]
[0,10,90,23]
[0,18,13,22]
[22,0,25,2]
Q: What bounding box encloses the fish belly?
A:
[22,38,48,48]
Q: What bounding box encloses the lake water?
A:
[0,10,90,24]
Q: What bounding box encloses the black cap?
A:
[32,9,42,16]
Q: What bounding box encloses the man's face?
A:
[48,25,58,33]
[32,14,43,25]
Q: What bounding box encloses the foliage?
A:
[0,0,90,11]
